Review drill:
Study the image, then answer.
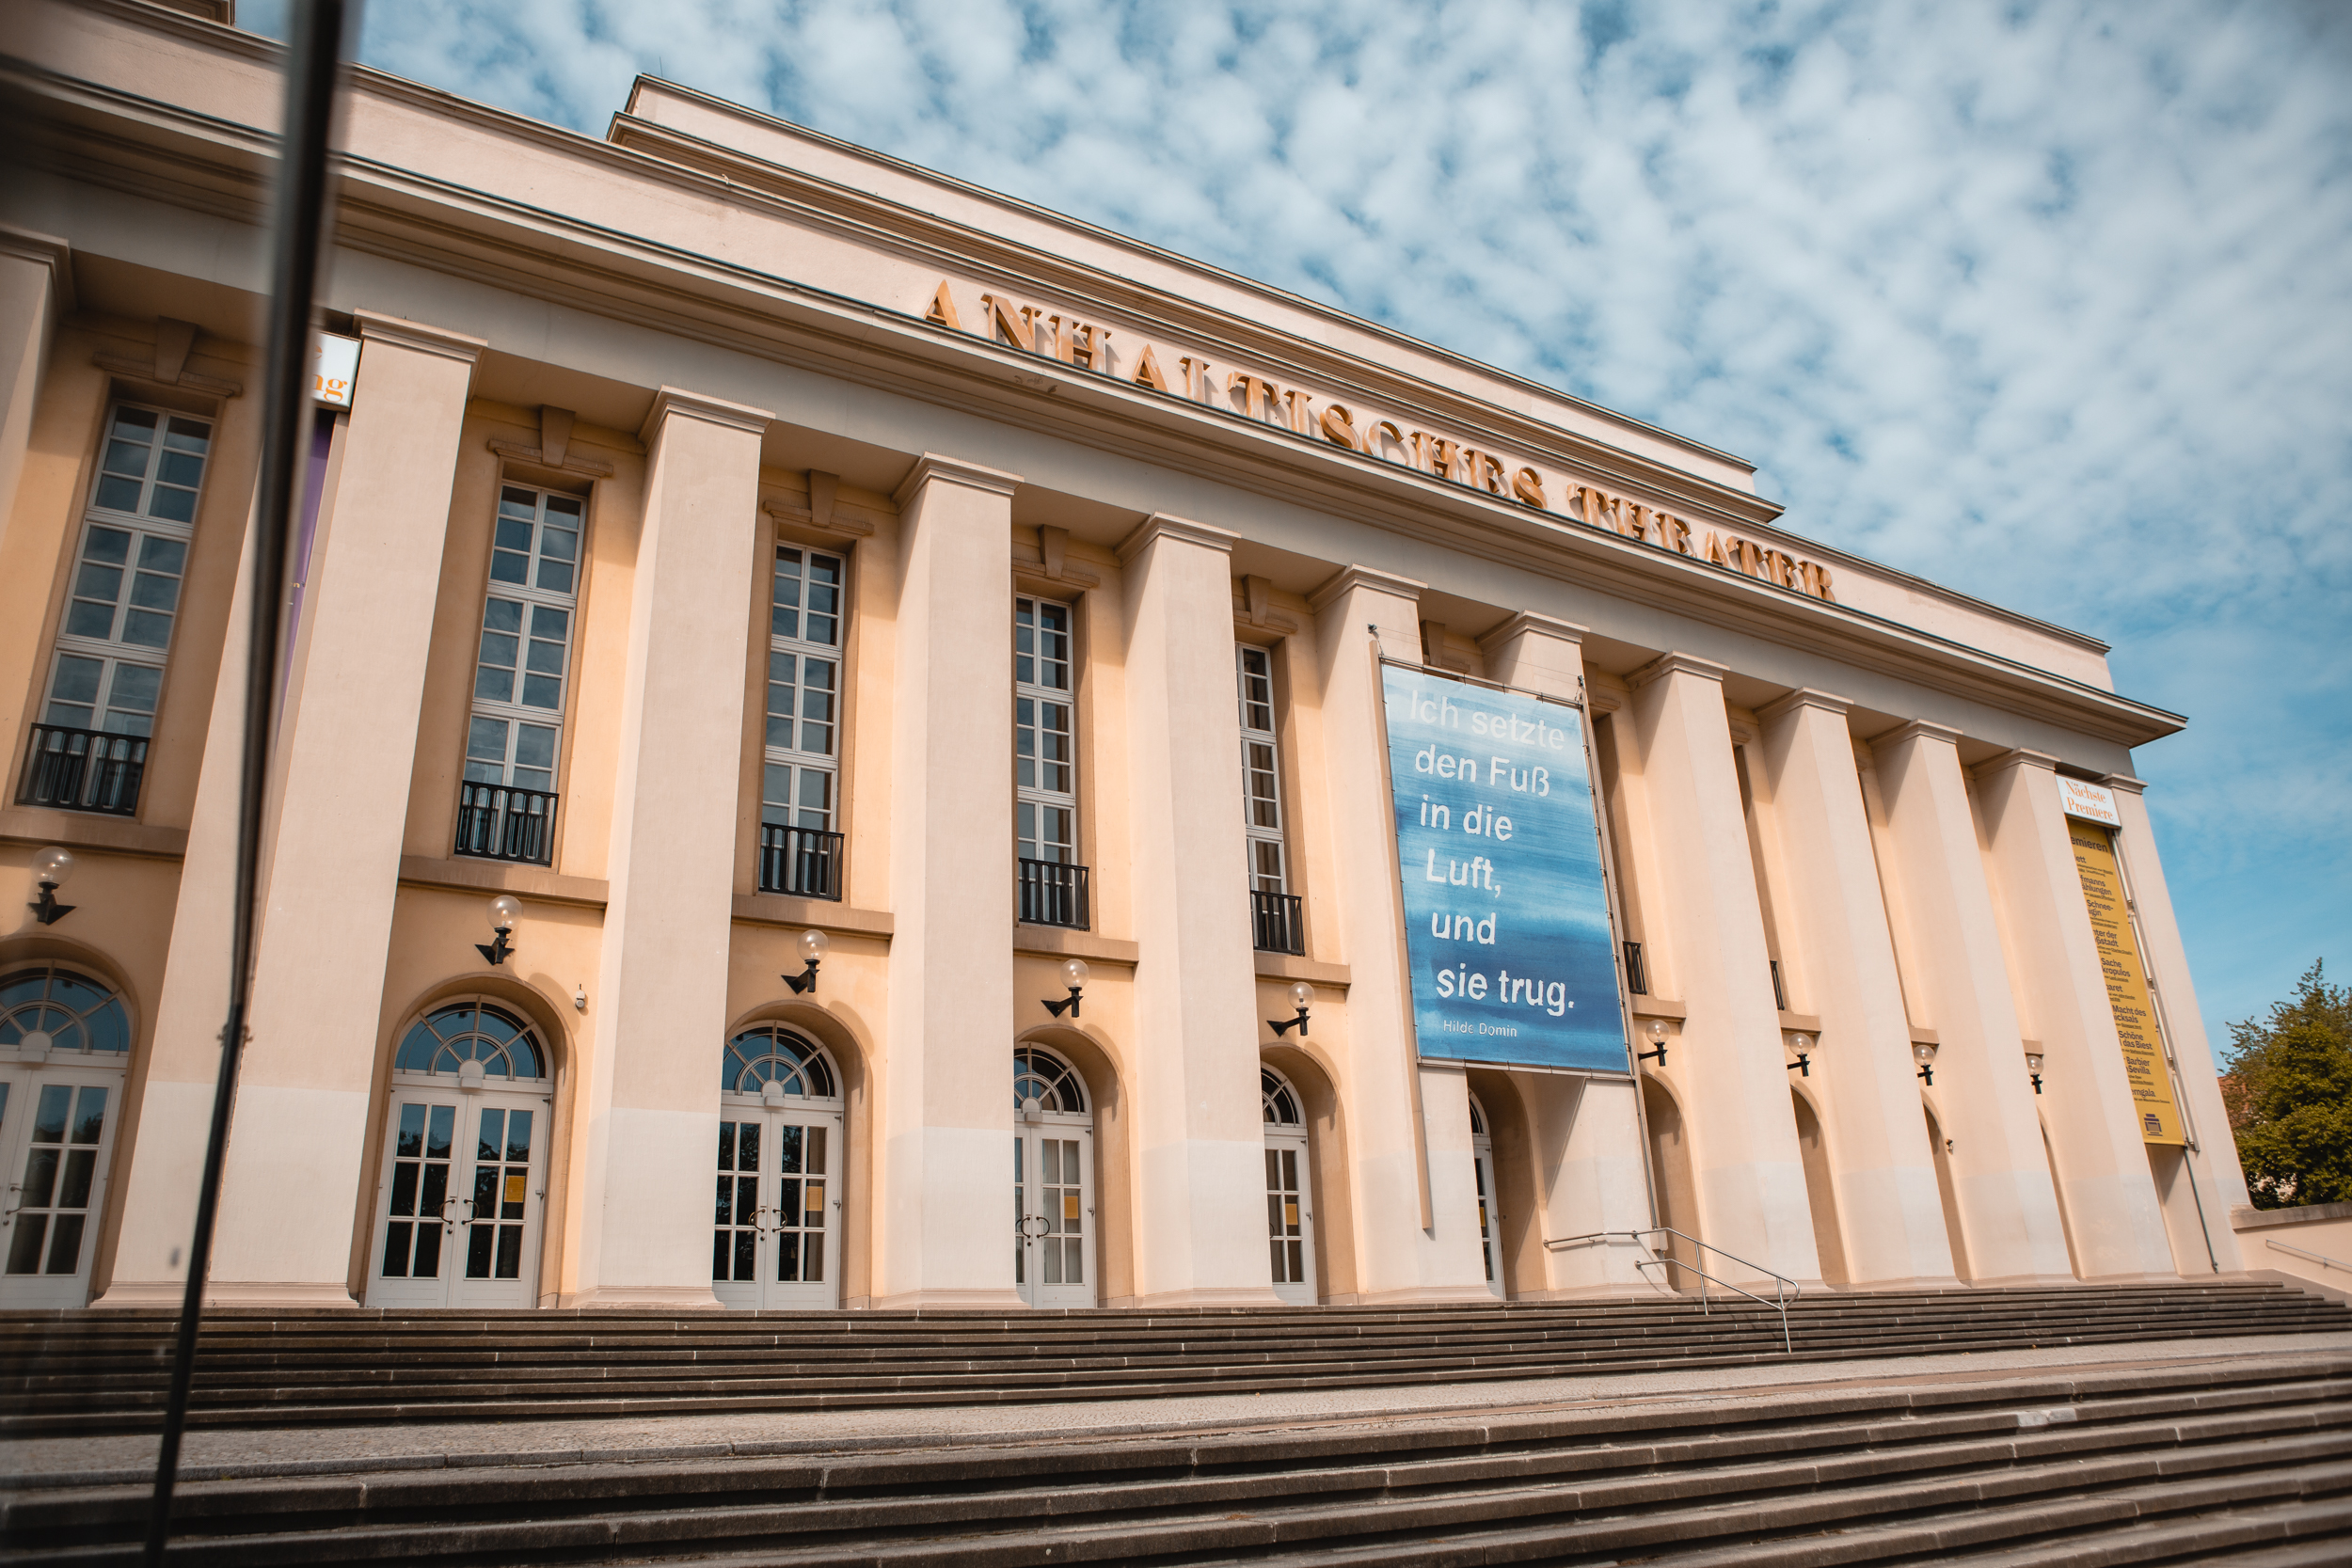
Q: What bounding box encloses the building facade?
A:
[0,0,2249,1313]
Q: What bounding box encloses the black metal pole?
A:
[143,4,350,1560]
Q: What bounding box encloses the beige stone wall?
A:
[0,0,2250,1314]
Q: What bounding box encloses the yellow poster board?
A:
[2069,823,2185,1145]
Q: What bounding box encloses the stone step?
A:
[6,1356,2348,1566]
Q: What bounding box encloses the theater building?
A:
[0,0,2250,1314]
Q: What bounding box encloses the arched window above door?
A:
[0,968,130,1056]
[1262,1067,1302,1126]
[723,1024,837,1099]
[393,1001,545,1081]
[1468,1090,1489,1138]
[1014,1046,1087,1114]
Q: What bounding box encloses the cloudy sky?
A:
[247,0,2349,1063]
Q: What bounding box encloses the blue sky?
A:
[247,1,2350,1064]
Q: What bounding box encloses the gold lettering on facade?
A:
[924,276,1848,603]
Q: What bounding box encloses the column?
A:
[567,388,771,1307]
[204,311,484,1304]
[1307,565,1488,1301]
[873,454,1022,1307]
[0,228,70,560]
[1480,612,1650,1292]
[1869,723,2074,1284]
[1117,515,1280,1306]
[1756,689,1959,1287]
[2104,772,2245,1271]
[1622,654,1820,1287]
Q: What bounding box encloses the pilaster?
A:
[0,227,72,563]
[1755,689,1960,1287]
[1116,514,1279,1306]
[873,452,1024,1307]
[1621,653,1821,1287]
[1868,722,2074,1284]
[566,385,771,1307]
[206,311,485,1304]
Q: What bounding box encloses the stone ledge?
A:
[731,891,893,939]
[1253,952,1351,989]
[0,807,188,860]
[2233,1201,2352,1230]
[1014,925,1140,965]
[398,854,609,910]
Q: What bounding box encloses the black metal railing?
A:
[759,824,843,900]
[1623,940,1648,996]
[453,783,558,866]
[1017,858,1090,930]
[18,723,147,816]
[1251,889,1305,955]
[1770,958,1788,1011]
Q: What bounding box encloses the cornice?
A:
[1477,610,1586,656]
[0,226,75,313]
[1309,564,1424,613]
[1756,687,1853,724]
[2103,772,2150,796]
[638,385,772,441]
[1629,652,1729,690]
[1972,747,2060,781]
[1874,720,1964,752]
[892,452,1023,506]
[8,48,2176,750]
[353,308,485,363]
[1115,514,1236,564]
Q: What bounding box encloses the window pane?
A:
[515,724,557,771]
[146,485,197,524]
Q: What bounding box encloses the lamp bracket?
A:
[475,927,514,967]
[783,958,820,995]
[1042,988,1082,1019]
[29,882,74,927]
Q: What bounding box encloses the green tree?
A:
[2224,960,2352,1210]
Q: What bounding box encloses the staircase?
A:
[0,1280,2344,1436]
[4,1348,2349,1564]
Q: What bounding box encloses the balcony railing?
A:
[453,783,558,867]
[759,824,843,900]
[1251,889,1305,955]
[18,724,146,816]
[1017,858,1090,930]
[1623,940,1648,996]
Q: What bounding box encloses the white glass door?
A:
[1472,1133,1505,1300]
[368,1085,548,1308]
[1264,1129,1315,1305]
[0,1067,121,1308]
[712,1100,842,1309]
[1014,1119,1095,1308]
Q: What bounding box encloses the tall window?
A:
[761,546,845,836]
[1236,644,1288,893]
[455,486,580,864]
[1015,596,1076,863]
[26,404,211,814]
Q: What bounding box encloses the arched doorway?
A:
[0,965,131,1308]
[367,1000,553,1308]
[1468,1090,1504,1300]
[1926,1102,1970,1280]
[1261,1066,1315,1305]
[1014,1045,1095,1307]
[1791,1089,1849,1285]
[714,1023,845,1309]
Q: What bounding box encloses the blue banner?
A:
[1382,665,1629,1074]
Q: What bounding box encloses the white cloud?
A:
[312,0,2352,1053]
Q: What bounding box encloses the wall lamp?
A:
[783,928,830,994]
[1785,1032,1815,1078]
[1636,1019,1669,1068]
[26,846,75,926]
[2026,1051,2045,1095]
[1268,982,1314,1037]
[1914,1040,1939,1085]
[1041,958,1089,1018]
[477,895,521,967]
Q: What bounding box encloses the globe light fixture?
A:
[1269,981,1314,1037]
[28,845,75,926]
[784,927,831,994]
[1637,1018,1669,1068]
[1914,1040,1939,1086]
[1042,958,1089,1019]
[1785,1032,1816,1079]
[477,894,522,966]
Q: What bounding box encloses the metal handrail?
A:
[2267,1237,2352,1275]
[1549,1226,1801,1353]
